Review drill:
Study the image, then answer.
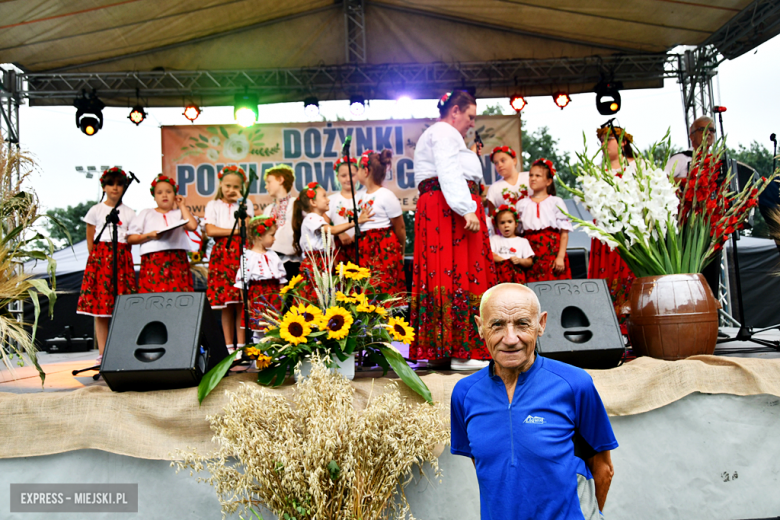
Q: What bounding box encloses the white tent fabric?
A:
[23,240,143,277]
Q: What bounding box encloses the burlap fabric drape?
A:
[1,355,779,460]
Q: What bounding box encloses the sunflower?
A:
[291,303,323,325]
[320,306,354,340]
[336,291,356,304]
[279,312,312,345]
[385,316,415,344]
[337,261,371,280]
[352,292,369,307]
[255,354,272,370]
[244,346,262,359]
[372,305,388,317]
[281,274,304,295]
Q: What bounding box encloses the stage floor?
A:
[2,327,778,394]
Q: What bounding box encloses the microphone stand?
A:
[73,171,140,378]
[228,171,256,351]
[716,115,780,350]
[344,138,361,266]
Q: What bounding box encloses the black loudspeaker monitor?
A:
[101,292,228,392]
[526,279,624,369]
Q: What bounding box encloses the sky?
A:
[7,36,780,214]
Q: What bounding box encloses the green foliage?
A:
[403,210,415,256]
[728,141,774,177]
[641,141,684,167]
[45,200,96,248]
[481,104,505,116]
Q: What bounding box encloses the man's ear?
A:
[538,311,548,336]
[474,315,484,339]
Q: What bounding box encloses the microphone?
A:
[771,133,777,144]
[600,118,616,129]
[127,171,140,184]
[342,135,352,155]
[714,106,727,113]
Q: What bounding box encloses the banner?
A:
[161,115,521,217]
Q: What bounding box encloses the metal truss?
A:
[703,0,780,60]
[676,47,719,145]
[344,0,367,64]
[13,53,677,105]
[0,68,21,146]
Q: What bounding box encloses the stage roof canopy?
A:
[2,0,779,105]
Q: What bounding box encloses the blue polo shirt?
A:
[451,356,618,520]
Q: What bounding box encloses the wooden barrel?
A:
[627,273,719,360]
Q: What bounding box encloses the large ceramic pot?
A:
[293,354,355,382]
[627,273,719,360]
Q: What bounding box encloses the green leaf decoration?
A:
[189,136,198,142]
[257,361,289,387]
[378,345,432,403]
[198,135,208,143]
[206,127,218,135]
[197,349,241,404]
[220,127,229,139]
[195,142,208,149]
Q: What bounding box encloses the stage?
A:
[1,330,780,519]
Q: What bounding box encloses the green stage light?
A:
[234,92,259,127]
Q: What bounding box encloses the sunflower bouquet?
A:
[198,232,432,403]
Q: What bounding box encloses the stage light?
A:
[74,93,105,136]
[509,94,527,112]
[304,96,320,117]
[234,92,259,127]
[350,95,366,116]
[595,81,622,115]
[553,92,571,110]
[183,104,201,122]
[128,105,147,126]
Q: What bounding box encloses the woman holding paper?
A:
[128,174,199,293]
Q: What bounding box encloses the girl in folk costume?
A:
[486,145,532,215]
[327,156,364,265]
[490,205,535,284]
[76,167,138,360]
[234,216,285,338]
[409,90,497,371]
[355,149,407,296]
[590,125,637,327]
[517,158,573,282]
[128,174,198,293]
[203,165,255,351]
[262,165,299,280]
[292,182,373,302]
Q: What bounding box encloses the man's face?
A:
[476,287,547,372]
[690,120,715,150]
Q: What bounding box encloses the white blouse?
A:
[487,172,533,209]
[490,235,535,259]
[203,199,255,231]
[84,202,136,244]
[516,196,573,233]
[327,190,366,239]
[414,121,481,216]
[262,194,296,257]
[359,187,403,231]
[234,249,287,288]
[129,208,193,256]
[300,213,327,252]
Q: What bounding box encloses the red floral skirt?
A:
[589,237,635,332]
[76,242,137,317]
[358,227,406,297]
[334,236,357,266]
[494,260,527,285]
[138,250,193,293]
[523,228,572,282]
[409,180,497,361]
[207,236,241,309]
[240,279,283,331]
[299,253,330,304]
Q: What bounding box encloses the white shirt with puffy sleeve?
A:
[84,202,136,244]
[516,196,573,233]
[235,249,287,289]
[414,121,480,216]
[490,235,535,259]
[359,187,403,231]
[203,199,255,230]
[300,213,327,252]
[327,190,366,238]
[129,208,193,256]
[487,172,533,209]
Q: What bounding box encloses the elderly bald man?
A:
[665,116,716,179]
[451,283,618,520]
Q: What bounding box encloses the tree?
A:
[521,121,577,198]
[727,141,776,238]
[45,201,96,248]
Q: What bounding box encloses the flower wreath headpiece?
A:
[490,146,517,162]
[304,181,321,199]
[596,126,633,144]
[494,204,520,224]
[437,91,454,110]
[100,166,128,187]
[532,158,556,177]
[150,173,178,195]
[359,149,374,169]
[250,216,277,236]
[264,163,295,180]
[333,156,358,172]
[218,164,247,183]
